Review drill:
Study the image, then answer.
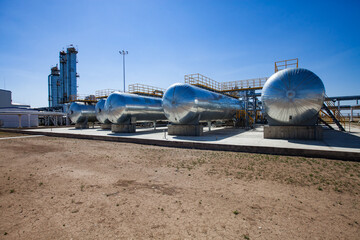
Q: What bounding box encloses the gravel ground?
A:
[0,133,359,239]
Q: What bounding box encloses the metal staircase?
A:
[317,116,334,130]
[320,96,346,131]
[235,110,255,128]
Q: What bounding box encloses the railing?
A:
[69,94,97,102]
[275,58,298,72]
[128,83,166,98]
[95,89,121,98]
[185,73,268,93]
[185,73,222,92]
[221,77,268,92]
[236,110,255,127]
[321,94,346,129]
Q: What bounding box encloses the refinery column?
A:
[48,45,79,109]
[48,65,60,107]
[66,46,78,102]
[59,50,67,103]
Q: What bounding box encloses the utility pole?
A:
[119,50,128,92]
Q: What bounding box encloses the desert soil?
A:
[0,132,359,239]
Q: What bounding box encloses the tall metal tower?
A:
[58,45,78,103]
[59,50,67,104]
[119,50,128,92]
[66,46,78,101]
[49,45,79,108]
[48,65,60,107]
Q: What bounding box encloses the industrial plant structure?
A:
[261,68,326,139]
[261,68,325,126]
[105,92,166,133]
[56,55,360,140]
[2,55,358,160]
[48,45,79,108]
[163,83,244,136]
[0,89,65,128]
[95,99,111,129]
[68,102,96,129]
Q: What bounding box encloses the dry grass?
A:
[147,148,360,195]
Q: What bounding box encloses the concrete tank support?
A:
[264,125,323,140]
[75,122,89,129]
[111,124,136,133]
[101,123,112,130]
[167,124,203,136]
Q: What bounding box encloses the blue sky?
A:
[0,0,359,107]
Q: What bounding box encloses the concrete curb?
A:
[1,128,359,161]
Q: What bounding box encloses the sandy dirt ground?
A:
[0,133,359,239]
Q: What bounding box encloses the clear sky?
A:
[0,0,359,107]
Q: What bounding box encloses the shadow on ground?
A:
[288,129,360,150]
[172,127,251,142]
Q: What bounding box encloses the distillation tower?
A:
[48,45,79,108]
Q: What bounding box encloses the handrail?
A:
[322,94,346,129]
[128,83,166,97]
[221,77,268,92]
[95,89,121,98]
[275,58,298,72]
[185,73,268,92]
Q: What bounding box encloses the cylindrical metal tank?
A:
[68,102,97,124]
[105,92,166,124]
[261,68,325,126]
[95,99,111,124]
[162,83,243,124]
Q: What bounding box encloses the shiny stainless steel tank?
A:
[95,99,111,124]
[261,68,325,126]
[68,102,97,124]
[105,92,166,124]
[162,83,243,124]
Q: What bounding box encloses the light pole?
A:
[119,50,128,92]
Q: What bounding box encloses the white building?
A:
[0,89,38,128]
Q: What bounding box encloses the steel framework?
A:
[95,89,121,99]
[128,83,166,98]
[275,58,298,73]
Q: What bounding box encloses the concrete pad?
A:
[264,125,323,140]
[4,125,360,161]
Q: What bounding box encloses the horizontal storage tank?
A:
[162,83,243,124]
[95,99,111,124]
[261,68,325,126]
[68,102,97,124]
[105,92,166,124]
